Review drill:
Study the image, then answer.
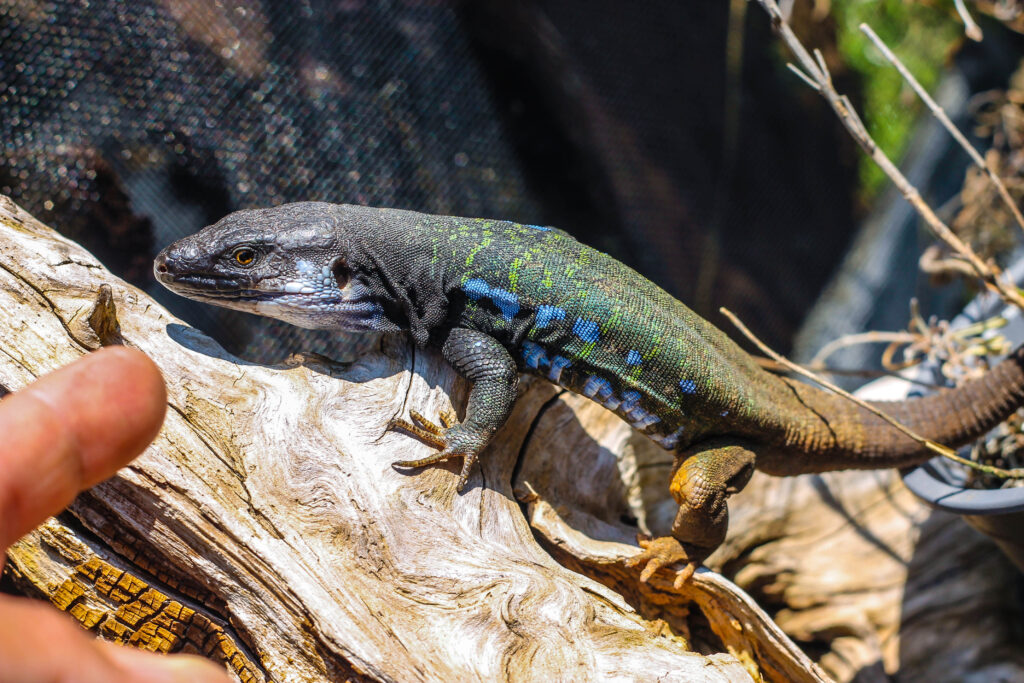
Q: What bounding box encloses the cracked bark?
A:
[0,195,833,682]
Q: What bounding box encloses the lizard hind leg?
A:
[389,328,519,492]
[626,438,756,589]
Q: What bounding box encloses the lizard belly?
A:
[518,340,691,451]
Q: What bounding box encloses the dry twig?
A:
[809,331,918,368]
[953,0,984,41]
[752,0,1024,312]
[755,355,945,388]
[859,23,1024,236]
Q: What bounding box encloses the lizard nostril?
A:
[156,263,168,274]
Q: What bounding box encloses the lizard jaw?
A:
[155,263,390,332]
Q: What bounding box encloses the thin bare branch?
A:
[721,307,1024,479]
[787,62,820,92]
[813,49,831,87]
[953,0,984,41]
[754,356,944,388]
[859,23,1024,235]
[919,244,980,278]
[752,0,1024,311]
[809,331,919,367]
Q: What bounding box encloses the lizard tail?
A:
[763,344,1024,474]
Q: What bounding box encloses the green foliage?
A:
[831,0,962,200]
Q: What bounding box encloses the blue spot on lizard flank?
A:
[463,278,490,300]
[489,288,519,320]
[679,379,697,394]
[582,375,614,401]
[625,350,643,366]
[462,278,520,320]
[548,356,571,383]
[620,390,641,412]
[521,341,549,369]
[525,224,550,231]
[633,413,661,429]
[652,425,685,450]
[535,305,566,329]
[572,318,600,343]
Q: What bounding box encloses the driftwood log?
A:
[3,194,1021,682]
[0,197,826,681]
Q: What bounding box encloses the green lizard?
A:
[154,202,1024,586]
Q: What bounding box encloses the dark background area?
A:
[0,0,1010,362]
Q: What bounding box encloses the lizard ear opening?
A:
[332,258,351,289]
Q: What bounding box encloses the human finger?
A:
[0,594,230,683]
[0,346,167,548]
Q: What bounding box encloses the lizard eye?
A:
[233,247,257,267]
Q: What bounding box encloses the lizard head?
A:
[154,202,391,331]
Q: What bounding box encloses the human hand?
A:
[0,347,230,683]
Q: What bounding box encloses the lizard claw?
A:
[388,408,479,490]
[387,409,458,449]
[625,535,698,589]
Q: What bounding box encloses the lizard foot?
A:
[388,408,480,490]
[624,535,698,589]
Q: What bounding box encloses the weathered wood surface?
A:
[514,389,1024,681]
[0,196,830,681]
[700,399,1024,681]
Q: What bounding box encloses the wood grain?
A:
[0,196,823,681]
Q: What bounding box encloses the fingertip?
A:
[38,346,168,468]
[88,346,168,436]
[0,347,168,546]
[103,645,232,683]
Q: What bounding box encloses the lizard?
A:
[154,201,1024,587]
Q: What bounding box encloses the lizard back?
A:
[380,208,1024,468]
[406,211,794,452]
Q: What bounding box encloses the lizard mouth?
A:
[154,271,257,299]
[159,271,377,312]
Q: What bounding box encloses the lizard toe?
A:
[392,447,459,469]
[388,414,448,449]
[438,407,458,429]
[672,562,698,589]
[408,409,448,436]
[625,536,694,586]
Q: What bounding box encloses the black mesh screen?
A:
[1,0,864,361]
[1,0,537,361]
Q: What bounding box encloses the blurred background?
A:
[1,0,1023,371]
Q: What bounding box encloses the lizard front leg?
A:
[390,327,518,490]
[626,438,756,588]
